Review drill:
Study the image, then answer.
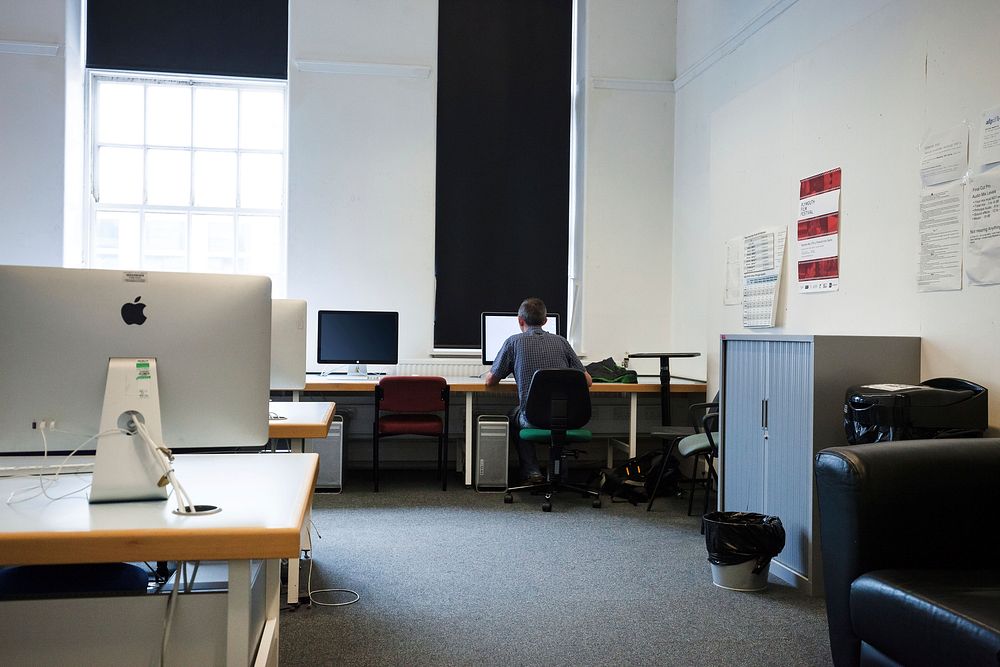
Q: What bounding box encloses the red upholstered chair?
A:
[373,376,450,492]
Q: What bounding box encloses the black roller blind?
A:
[87,0,288,79]
[435,0,572,348]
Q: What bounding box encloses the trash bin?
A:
[703,512,785,592]
[844,377,988,444]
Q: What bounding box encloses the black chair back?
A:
[522,369,591,431]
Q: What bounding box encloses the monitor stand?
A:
[90,358,219,514]
[347,363,368,377]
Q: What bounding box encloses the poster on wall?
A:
[742,226,787,328]
[920,124,969,187]
[917,181,964,292]
[797,168,841,293]
[724,237,742,305]
[966,171,1000,286]
[978,105,1000,168]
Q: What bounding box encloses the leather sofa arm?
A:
[814,438,1000,667]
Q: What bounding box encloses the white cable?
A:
[161,561,184,666]
[5,427,121,505]
[303,523,359,607]
[132,419,194,515]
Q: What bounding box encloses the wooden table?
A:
[0,453,318,666]
[299,377,706,486]
[268,400,336,444]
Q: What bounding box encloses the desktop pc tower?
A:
[475,415,509,491]
[305,414,344,491]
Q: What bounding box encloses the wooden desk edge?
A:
[304,381,706,394]
[268,402,337,438]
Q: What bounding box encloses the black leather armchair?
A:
[814,438,1000,667]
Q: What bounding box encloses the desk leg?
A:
[629,392,638,459]
[292,390,300,402]
[464,392,473,487]
[287,507,310,606]
[227,559,252,667]
[258,559,281,667]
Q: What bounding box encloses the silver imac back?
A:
[0,266,272,453]
[271,298,307,390]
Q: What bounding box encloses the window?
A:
[86,72,287,295]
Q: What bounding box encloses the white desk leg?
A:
[292,390,300,402]
[287,507,310,605]
[227,559,252,667]
[464,392,473,487]
[257,559,281,667]
[629,392,638,459]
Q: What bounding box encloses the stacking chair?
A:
[646,398,719,514]
[373,376,450,492]
[503,369,602,512]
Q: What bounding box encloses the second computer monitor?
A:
[317,310,399,376]
[481,312,561,366]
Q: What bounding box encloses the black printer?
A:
[844,377,988,444]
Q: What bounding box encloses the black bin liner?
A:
[703,512,785,574]
[844,377,988,444]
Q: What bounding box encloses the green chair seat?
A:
[677,432,718,457]
[519,428,592,443]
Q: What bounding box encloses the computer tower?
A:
[305,414,343,491]
[476,415,508,491]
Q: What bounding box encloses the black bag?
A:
[585,357,638,384]
[600,450,680,505]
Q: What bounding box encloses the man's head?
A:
[517,297,547,330]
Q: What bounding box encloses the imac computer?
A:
[481,311,562,366]
[0,266,272,512]
[271,299,307,390]
[317,310,398,376]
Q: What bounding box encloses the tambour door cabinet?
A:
[719,334,920,595]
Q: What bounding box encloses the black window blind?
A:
[87,0,288,80]
[434,0,572,348]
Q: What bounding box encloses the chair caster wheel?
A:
[592,499,602,508]
[542,502,552,512]
[503,493,513,504]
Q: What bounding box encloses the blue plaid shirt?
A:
[490,327,585,427]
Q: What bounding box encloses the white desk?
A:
[0,453,317,666]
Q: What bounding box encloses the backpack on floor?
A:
[600,450,680,505]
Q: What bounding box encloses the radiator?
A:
[396,359,486,378]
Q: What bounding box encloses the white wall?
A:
[287,0,678,369]
[0,0,71,267]
[672,0,1000,427]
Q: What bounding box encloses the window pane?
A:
[240,89,284,150]
[142,212,188,271]
[92,211,140,268]
[146,85,192,147]
[191,214,235,273]
[193,151,237,208]
[146,149,191,206]
[97,147,144,204]
[239,153,283,209]
[237,215,280,275]
[96,81,144,145]
[193,87,238,148]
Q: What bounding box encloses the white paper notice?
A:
[742,226,787,328]
[920,124,969,187]
[797,168,841,293]
[918,182,964,292]
[724,237,742,305]
[979,106,1000,168]
[966,171,1000,285]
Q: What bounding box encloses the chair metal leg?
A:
[646,437,680,512]
[373,429,380,493]
[687,453,701,516]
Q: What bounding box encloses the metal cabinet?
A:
[719,335,920,595]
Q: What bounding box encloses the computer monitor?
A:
[271,299,307,390]
[481,311,561,366]
[0,266,272,508]
[317,310,399,376]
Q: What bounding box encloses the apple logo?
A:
[121,296,147,325]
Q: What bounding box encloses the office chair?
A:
[373,376,450,492]
[647,397,719,515]
[503,368,602,512]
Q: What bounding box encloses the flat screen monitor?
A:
[0,266,272,454]
[481,311,561,366]
[317,310,398,375]
[271,299,307,390]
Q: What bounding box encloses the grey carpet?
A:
[279,469,832,666]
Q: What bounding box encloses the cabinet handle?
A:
[764,399,769,428]
[761,399,765,428]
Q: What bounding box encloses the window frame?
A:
[83,69,288,295]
